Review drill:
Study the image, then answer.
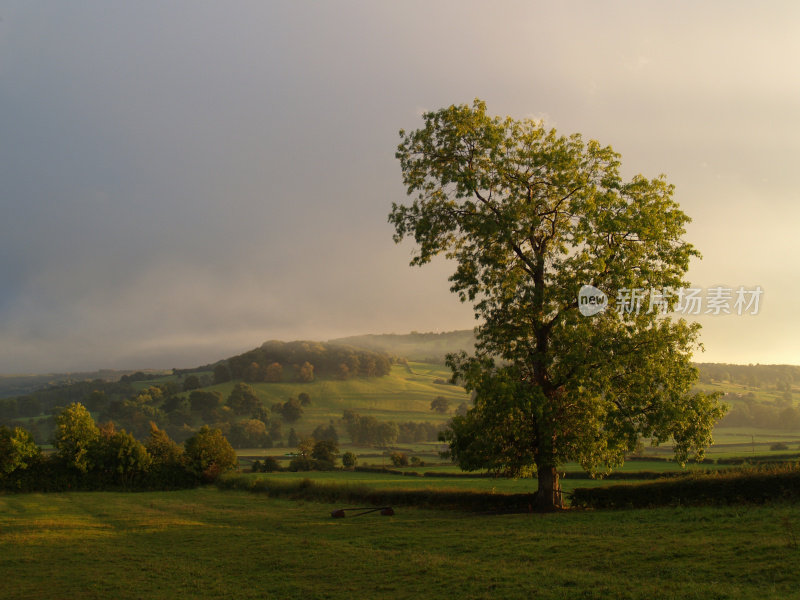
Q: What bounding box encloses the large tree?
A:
[390,100,725,510]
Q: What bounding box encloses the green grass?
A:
[198,362,468,433]
[231,470,624,494]
[1,488,798,599]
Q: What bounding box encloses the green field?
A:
[164,362,469,434]
[2,488,798,599]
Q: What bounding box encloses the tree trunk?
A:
[535,464,564,511]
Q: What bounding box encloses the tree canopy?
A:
[390,99,725,510]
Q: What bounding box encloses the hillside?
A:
[329,330,476,362]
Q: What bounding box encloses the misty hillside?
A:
[329,330,477,362]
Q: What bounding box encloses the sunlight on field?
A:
[1,489,798,599]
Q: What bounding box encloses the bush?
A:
[771,442,789,451]
[288,456,315,472]
[262,456,281,472]
[341,452,358,468]
[390,452,409,467]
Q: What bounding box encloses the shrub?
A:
[390,452,409,467]
[288,456,314,472]
[341,452,358,468]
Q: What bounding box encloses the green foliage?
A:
[54,403,100,473]
[571,464,800,509]
[189,390,223,416]
[182,375,201,392]
[311,439,339,464]
[213,364,232,385]
[90,424,152,489]
[265,362,283,383]
[311,423,338,444]
[390,452,409,467]
[183,426,238,482]
[298,361,314,382]
[391,99,726,508]
[272,397,303,423]
[227,340,390,381]
[146,422,184,467]
[430,396,450,414]
[341,451,357,468]
[0,425,40,475]
[228,419,272,449]
[227,383,261,416]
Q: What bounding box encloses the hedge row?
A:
[0,457,199,493]
[571,463,800,509]
[216,474,536,513]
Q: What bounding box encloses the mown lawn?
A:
[1,488,798,599]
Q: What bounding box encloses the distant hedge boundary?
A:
[571,464,800,509]
[216,475,537,513]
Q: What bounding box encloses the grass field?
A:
[2,488,799,599]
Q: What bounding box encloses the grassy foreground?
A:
[2,488,799,599]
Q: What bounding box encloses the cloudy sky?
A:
[1,1,798,373]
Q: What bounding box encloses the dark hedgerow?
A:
[571,463,800,509]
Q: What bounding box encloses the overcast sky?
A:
[1,1,798,373]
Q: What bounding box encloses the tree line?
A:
[0,403,238,493]
[224,340,391,382]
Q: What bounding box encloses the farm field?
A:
[1,488,798,599]
[228,470,631,495]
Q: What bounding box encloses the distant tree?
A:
[227,383,261,416]
[0,398,18,420]
[265,362,283,383]
[244,362,265,383]
[0,425,40,476]
[183,426,238,482]
[189,390,223,415]
[213,364,232,385]
[298,392,312,407]
[269,420,283,444]
[297,437,315,457]
[341,451,357,468]
[390,452,409,467]
[288,455,314,471]
[287,428,299,448]
[182,375,201,392]
[430,396,450,414]
[275,398,303,423]
[311,439,339,468]
[298,361,314,383]
[261,456,281,472]
[336,363,350,380]
[375,422,398,448]
[229,419,270,449]
[312,423,338,444]
[54,403,100,473]
[16,396,42,418]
